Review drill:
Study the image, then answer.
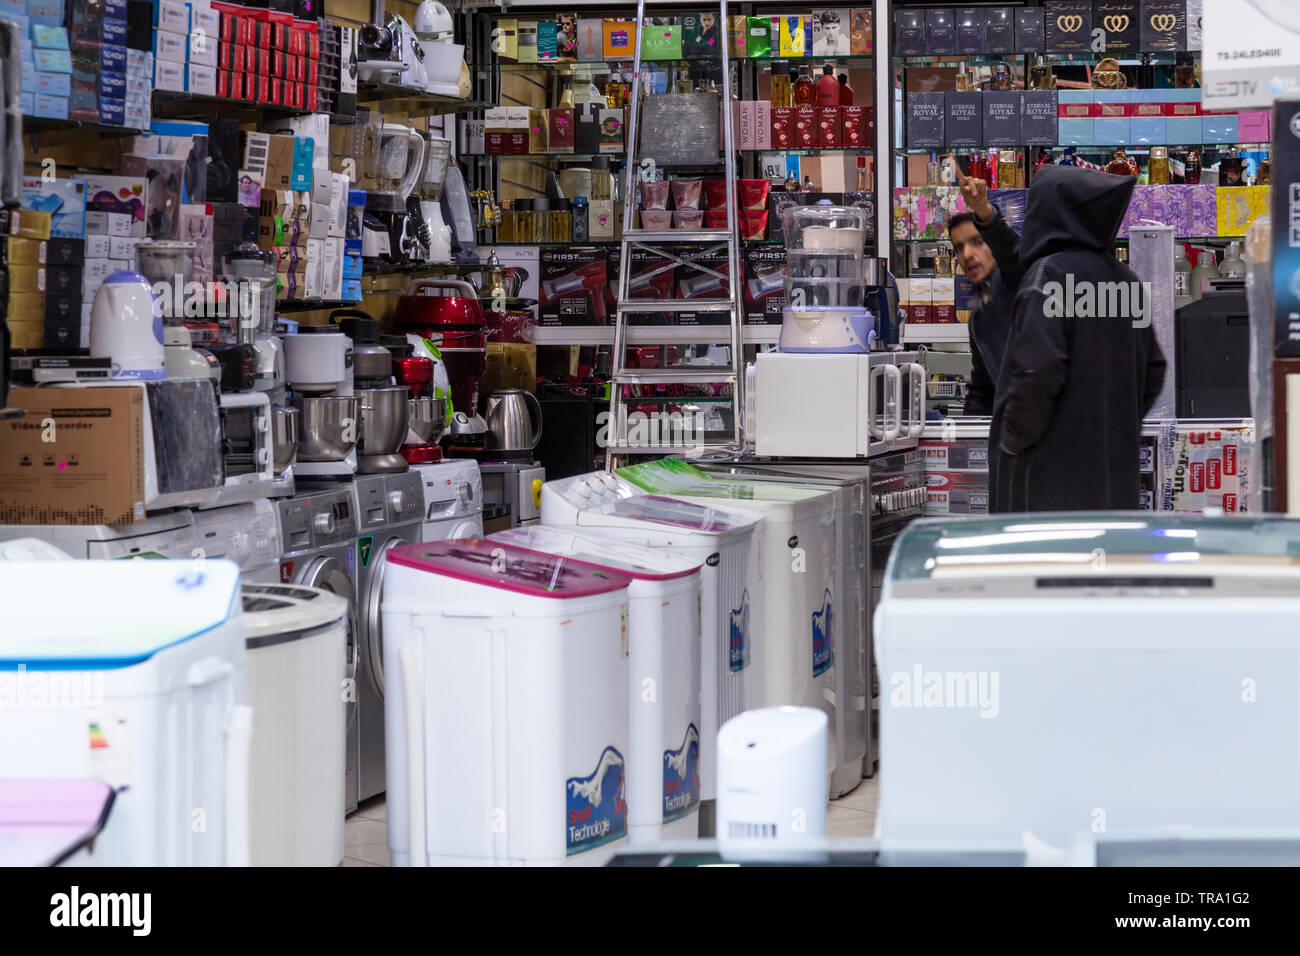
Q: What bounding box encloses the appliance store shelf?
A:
[902,323,969,344]
[531,325,781,345]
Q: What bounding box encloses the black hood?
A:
[1018,165,1135,267]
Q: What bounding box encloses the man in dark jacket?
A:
[990,165,1166,512]
[947,167,1025,415]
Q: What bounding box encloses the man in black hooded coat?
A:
[989,165,1167,513]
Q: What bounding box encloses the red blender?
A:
[391,278,488,454]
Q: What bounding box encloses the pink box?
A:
[1149,185,1190,236]
[736,101,756,150]
[1117,185,1154,239]
[754,101,772,149]
[1186,184,1217,238]
[1239,110,1271,143]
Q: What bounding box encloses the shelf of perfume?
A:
[894,51,1186,67]
[898,144,1269,155]
[531,324,780,346]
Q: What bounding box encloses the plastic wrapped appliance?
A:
[876,514,1300,848]
[489,525,704,843]
[540,471,762,826]
[0,560,250,866]
[380,539,633,866]
[779,203,874,353]
[616,459,847,795]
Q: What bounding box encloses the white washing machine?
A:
[489,524,704,844]
[412,458,483,541]
[192,499,284,584]
[0,510,199,559]
[242,583,350,867]
[381,538,632,866]
[0,559,251,866]
[350,471,425,805]
[541,471,762,831]
[616,459,846,797]
[273,487,359,812]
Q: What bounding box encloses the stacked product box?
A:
[322,172,347,301]
[1157,423,1253,514]
[342,189,363,301]
[920,435,990,516]
[31,21,70,121]
[211,200,257,279]
[126,48,153,128]
[539,248,610,327]
[212,2,320,111]
[152,0,219,97]
[18,177,86,347]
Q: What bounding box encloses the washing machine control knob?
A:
[314,512,335,536]
[388,490,406,514]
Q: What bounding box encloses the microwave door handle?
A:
[867,364,886,439]
[882,364,902,442]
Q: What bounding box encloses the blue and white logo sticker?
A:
[662,723,700,822]
[729,589,751,673]
[565,746,627,856]
[812,588,833,677]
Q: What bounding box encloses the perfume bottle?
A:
[817,64,840,107]
[770,61,791,107]
[783,170,800,192]
[998,151,1017,190]
[987,148,999,187]
[675,69,693,94]
[1148,146,1170,185]
[1184,148,1202,184]
[801,175,815,192]
[1105,150,1137,176]
[837,73,854,106]
[605,72,627,109]
[927,151,941,186]
[1029,55,1054,90]
[991,63,1011,90]
[856,155,870,191]
[1220,147,1245,186]
[1059,147,1077,167]
[793,64,816,105]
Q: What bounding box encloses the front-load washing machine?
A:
[273,487,359,812]
[192,499,284,584]
[351,470,424,804]
[412,458,483,541]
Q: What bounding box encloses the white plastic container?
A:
[381,538,633,866]
[541,471,763,812]
[489,525,704,844]
[0,559,250,866]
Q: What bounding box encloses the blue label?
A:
[728,589,751,673]
[565,746,627,856]
[812,588,833,678]
[662,723,700,822]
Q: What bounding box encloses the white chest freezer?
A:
[490,525,704,844]
[875,513,1300,849]
[0,559,250,866]
[541,471,763,813]
[381,538,633,866]
[617,459,844,794]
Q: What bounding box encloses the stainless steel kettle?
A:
[484,388,542,451]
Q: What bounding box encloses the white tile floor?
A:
[342,774,879,866]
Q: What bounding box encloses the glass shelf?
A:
[749,54,874,64]
[899,144,1263,154]
[895,51,1185,66]
[475,152,627,161]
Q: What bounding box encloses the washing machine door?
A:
[363,535,410,700]
[295,556,358,730]
[424,515,483,543]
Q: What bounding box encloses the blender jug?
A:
[224,243,284,402]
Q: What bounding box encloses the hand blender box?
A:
[744,245,786,324]
[539,248,609,326]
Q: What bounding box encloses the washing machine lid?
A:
[580,494,761,535]
[618,458,831,513]
[489,526,702,581]
[387,538,633,598]
[0,560,241,669]
[241,583,349,646]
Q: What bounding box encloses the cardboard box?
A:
[7,237,48,266]
[482,343,538,396]
[12,209,53,240]
[0,386,146,525]
[539,248,609,326]
[9,265,46,294]
[20,176,86,239]
[923,471,991,515]
[744,245,786,324]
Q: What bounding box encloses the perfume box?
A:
[1186,184,1216,237]
[894,8,925,56]
[908,277,933,323]
[1150,185,1191,234]
[1130,89,1166,144]
[597,108,625,153]
[682,12,718,58]
[1094,0,1140,53]
[495,18,518,60]
[1094,91,1132,145]
[1217,185,1269,236]
[771,105,796,150]
[754,100,772,149]
[1021,90,1059,145]
[576,19,602,61]
[816,106,842,148]
[850,8,872,55]
[737,100,755,150]
[1058,90,1095,146]
[982,91,1020,147]
[641,21,681,60]
[1139,0,1186,50]
[924,8,955,54]
[906,91,944,148]
[793,106,817,150]
[556,15,577,62]
[548,108,574,153]
[1014,8,1045,52]
[537,20,558,60]
[1165,90,1202,143]
[984,7,1016,53]
[1240,110,1272,143]
[1117,184,1153,239]
[931,275,956,323]
[1186,0,1202,50]
[842,105,872,149]
[602,19,636,59]
[517,21,538,63]
[1045,0,1092,53]
[945,91,982,147]
[811,10,849,57]
[779,15,806,56]
[1202,111,1239,145]
[953,8,984,54]
[746,16,772,57]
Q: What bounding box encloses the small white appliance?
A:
[541,471,762,830]
[164,326,220,381]
[414,2,463,97]
[285,327,353,397]
[241,583,350,867]
[412,458,482,541]
[0,559,251,866]
[89,271,165,381]
[717,707,828,859]
[617,459,847,796]
[489,525,705,844]
[416,136,453,264]
[0,509,199,559]
[479,460,545,526]
[202,390,277,509]
[875,514,1300,849]
[779,307,876,353]
[381,538,632,866]
[752,351,925,458]
[191,499,283,584]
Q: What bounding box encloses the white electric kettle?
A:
[89,271,166,380]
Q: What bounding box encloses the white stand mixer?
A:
[415,1,464,97]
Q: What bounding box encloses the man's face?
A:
[825,20,841,41]
[950,221,995,285]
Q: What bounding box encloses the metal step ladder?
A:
[605,0,745,469]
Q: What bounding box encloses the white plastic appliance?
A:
[414,2,463,97]
[695,457,873,792]
[540,471,762,826]
[191,499,283,584]
[284,327,353,396]
[717,706,828,858]
[416,136,453,264]
[413,457,482,541]
[617,459,845,794]
[0,559,251,866]
[89,271,165,381]
[489,525,704,843]
[381,538,632,866]
[752,351,924,458]
[0,510,199,559]
[242,583,350,867]
[876,513,1300,849]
